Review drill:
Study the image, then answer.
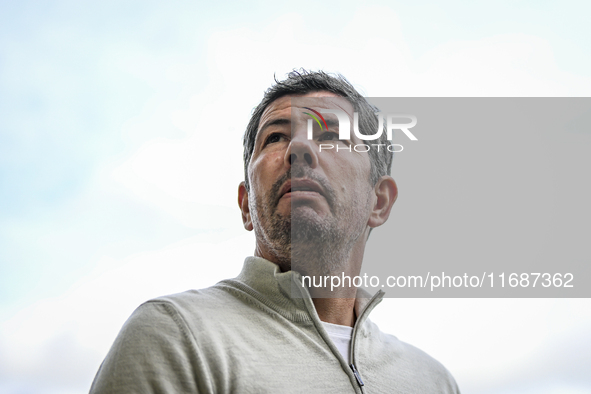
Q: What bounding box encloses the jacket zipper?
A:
[295,273,384,393]
[349,363,364,387]
[349,290,386,393]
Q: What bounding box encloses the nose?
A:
[285,135,318,169]
[289,152,313,166]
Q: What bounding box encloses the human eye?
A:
[317,131,340,141]
[264,132,287,146]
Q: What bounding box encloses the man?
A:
[90,70,460,393]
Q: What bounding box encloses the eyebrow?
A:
[324,118,340,128]
[258,118,291,134]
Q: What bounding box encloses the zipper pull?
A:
[349,364,364,387]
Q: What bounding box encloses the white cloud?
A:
[0,232,255,393]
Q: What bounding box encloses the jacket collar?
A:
[231,256,384,326]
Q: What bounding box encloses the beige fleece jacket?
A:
[89,256,460,394]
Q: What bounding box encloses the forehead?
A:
[258,91,355,132]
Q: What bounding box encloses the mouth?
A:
[279,179,325,200]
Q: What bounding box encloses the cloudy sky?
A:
[1,1,590,393]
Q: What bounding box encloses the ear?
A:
[238,182,253,231]
[367,176,398,228]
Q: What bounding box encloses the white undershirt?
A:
[321,321,353,364]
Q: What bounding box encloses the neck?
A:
[255,231,369,327]
[304,242,366,328]
[313,297,356,327]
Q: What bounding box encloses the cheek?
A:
[332,155,371,183]
[248,152,285,188]
[339,158,372,200]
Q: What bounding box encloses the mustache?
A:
[271,165,336,208]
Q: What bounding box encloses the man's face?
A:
[240,91,375,272]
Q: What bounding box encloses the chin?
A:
[291,209,340,245]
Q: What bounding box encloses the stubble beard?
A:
[251,165,369,277]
